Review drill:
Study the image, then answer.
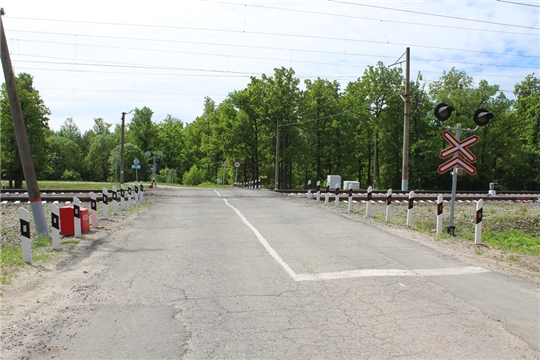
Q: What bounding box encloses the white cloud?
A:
[2,0,538,132]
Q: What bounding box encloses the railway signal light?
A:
[434,103,455,122]
[473,109,494,127]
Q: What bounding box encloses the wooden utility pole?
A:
[0,9,48,234]
[120,112,127,186]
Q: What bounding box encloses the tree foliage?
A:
[4,68,537,191]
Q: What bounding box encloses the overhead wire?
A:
[11,37,539,70]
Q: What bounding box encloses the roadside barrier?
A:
[436,194,443,236]
[407,191,414,228]
[335,184,340,208]
[386,189,392,223]
[316,181,321,203]
[348,184,353,212]
[51,203,60,250]
[90,192,98,227]
[102,188,109,220]
[475,199,483,245]
[19,207,32,263]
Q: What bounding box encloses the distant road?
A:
[2,187,538,359]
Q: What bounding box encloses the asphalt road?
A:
[2,187,539,359]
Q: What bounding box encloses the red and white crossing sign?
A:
[439,131,478,162]
[438,130,479,175]
[438,156,477,175]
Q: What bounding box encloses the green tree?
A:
[0,73,50,187]
[109,143,148,182]
[155,115,187,180]
[46,134,83,180]
[128,107,157,153]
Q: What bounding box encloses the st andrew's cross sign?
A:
[438,130,479,176]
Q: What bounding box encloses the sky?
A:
[2,0,538,133]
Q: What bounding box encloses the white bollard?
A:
[134,182,139,203]
[307,180,312,200]
[111,186,118,215]
[19,207,32,263]
[120,184,126,211]
[73,197,82,238]
[436,194,444,236]
[335,184,340,208]
[407,191,414,228]
[324,184,329,206]
[348,184,353,212]
[139,183,144,201]
[127,185,132,208]
[90,192,98,227]
[316,181,321,203]
[51,204,61,250]
[102,188,109,220]
[385,189,392,223]
[366,186,373,218]
[475,199,483,245]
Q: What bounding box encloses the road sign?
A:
[234,162,240,168]
[438,156,477,175]
[439,130,479,162]
[131,164,141,169]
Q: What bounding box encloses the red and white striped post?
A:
[366,186,373,218]
[407,191,414,228]
[436,194,444,236]
[348,183,353,212]
[19,207,32,263]
[386,189,392,223]
[51,204,60,250]
[316,181,321,203]
[335,184,340,208]
[475,199,483,245]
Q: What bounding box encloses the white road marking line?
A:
[223,198,298,279]
[294,266,489,282]
[214,190,221,197]
[223,198,489,282]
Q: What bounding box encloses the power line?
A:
[216,1,539,36]
[5,21,538,59]
[12,38,539,71]
[496,0,540,8]
[329,0,540,30]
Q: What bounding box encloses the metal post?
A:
[448,124,462,236]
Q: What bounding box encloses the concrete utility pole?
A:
[0,9,48,234]
[274,118,280,190]
[120,112,127,186]
[401,47,410,191]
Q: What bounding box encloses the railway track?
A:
[0,189,147,203]
[1,188,538,203]
[276,189,540,203]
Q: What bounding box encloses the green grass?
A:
[35,181,117,191]
[483,230,540,256]
[354,201,540,258]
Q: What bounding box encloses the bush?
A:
[183,165,206,186]
[61,169,82,181]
